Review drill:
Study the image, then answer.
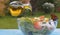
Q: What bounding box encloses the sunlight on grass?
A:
[0,16,18,29]
[0,12,60,29]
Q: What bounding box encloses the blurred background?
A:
[0,0,60,29]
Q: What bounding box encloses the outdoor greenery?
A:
[0,0,60,29]
[31,0,56,11]
[0,12,60,29]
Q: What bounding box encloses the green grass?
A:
[0,16,18,29]
[0,12,60,29]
